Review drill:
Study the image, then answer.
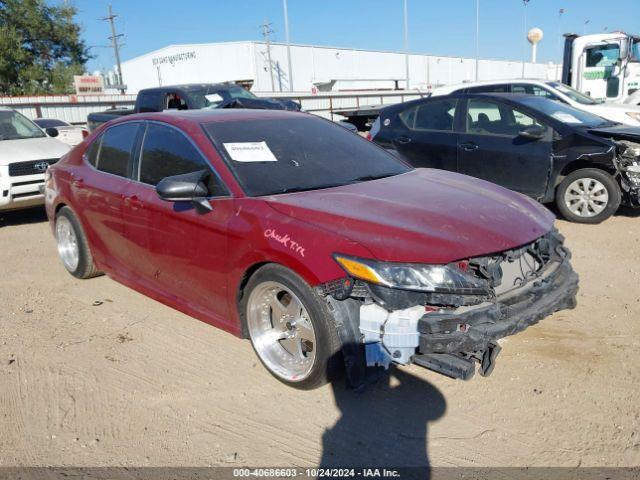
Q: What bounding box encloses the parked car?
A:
[371,93,640,223]
[86,83,301,132]
[33,118,88,146]
[0,108,71,212]
[430,79,640,127]
[44,109,578,389]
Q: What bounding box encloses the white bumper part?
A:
[359,303,424,367]
[0,171,46,210]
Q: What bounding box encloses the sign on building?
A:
[73,75,105,95]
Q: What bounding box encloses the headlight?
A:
[333,254,490,294]
[626,112,640,122]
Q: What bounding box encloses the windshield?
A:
[547,82,600,105]
[0,110,46,140]
[189,85,258,109]
[34,119,69,128]
[517,96,613,128]
[204,116,410,196]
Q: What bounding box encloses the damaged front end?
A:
[317,229,579,384]
[614,140,640,206]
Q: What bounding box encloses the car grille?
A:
[8,158,59,177]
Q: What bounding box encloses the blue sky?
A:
[71,0,640,73]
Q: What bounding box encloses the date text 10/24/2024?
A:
[233,468,401,478]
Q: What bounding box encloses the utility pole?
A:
[403,0,409,90]
[261,19,276,92]
[283,0,294,92]
[475,0,480,81]
[522,0,530,78]
[101,4,125,94]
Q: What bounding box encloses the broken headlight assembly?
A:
[616,140,640,188]
[333,254,490,295]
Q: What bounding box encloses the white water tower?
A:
[527,27,543,63]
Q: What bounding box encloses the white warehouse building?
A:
[120,41,560,94]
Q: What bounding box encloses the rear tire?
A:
[555,168,621,224]
[241,264,342,390]
[55,207,102,279]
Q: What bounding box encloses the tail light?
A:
[81,129,89,138]
[366,132,373,141]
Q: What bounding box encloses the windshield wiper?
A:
[275,183,345,194]
[349,173,395,183]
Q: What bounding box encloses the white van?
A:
[0,108,71,211]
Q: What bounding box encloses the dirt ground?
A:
[0,206,639,469]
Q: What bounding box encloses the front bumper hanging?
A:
[413,258,579,380]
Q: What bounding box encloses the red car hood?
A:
[266,169,555,264]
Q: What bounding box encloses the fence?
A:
[0,90,425,125]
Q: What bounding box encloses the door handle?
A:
[394,136,412,145]
[459,142,479,151]
[71,178,84,188]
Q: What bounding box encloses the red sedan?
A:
[45,110,579,389]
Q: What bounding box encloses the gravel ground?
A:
[0,206,639,468]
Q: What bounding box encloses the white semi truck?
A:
[562,32,640,105]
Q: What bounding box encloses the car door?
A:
[389,97,460,171]
[121,122,234,322]
[457,98,552,198]
[73,122,142,273]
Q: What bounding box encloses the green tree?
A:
[0,0,89,95]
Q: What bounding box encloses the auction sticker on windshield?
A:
[223,141,278,162]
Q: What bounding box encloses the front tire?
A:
[242,264,342,390]
[555,168,621,224]
[55,206,102,279]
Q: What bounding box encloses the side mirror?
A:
[518,124,545,140]
[620,38,630,60]
[45,127,59,137]
[156,170,212,212]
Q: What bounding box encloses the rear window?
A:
[138,92,161,113]
[203,115,410,197]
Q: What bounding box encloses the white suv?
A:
[430,79,640,127]
[0,108,71,211]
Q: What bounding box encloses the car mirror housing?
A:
[45,127,59,138]
[156,170,212,212]
[518,125,545,140]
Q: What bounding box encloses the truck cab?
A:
[563,32,640,105]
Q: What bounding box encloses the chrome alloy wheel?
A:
[563,177,609,218]
[56,216,79,272]
[246,281,317,382]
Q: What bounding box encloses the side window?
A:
[139,123,228,196]
[96,123,139,177]
[467,84,509,93]
[467,100,545,136]
[399,107,417,129]
[138,92,161,113]
[586,44,620,67]
[84,137,101,167]
[401,99,457,132]
[512,84,558,100]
